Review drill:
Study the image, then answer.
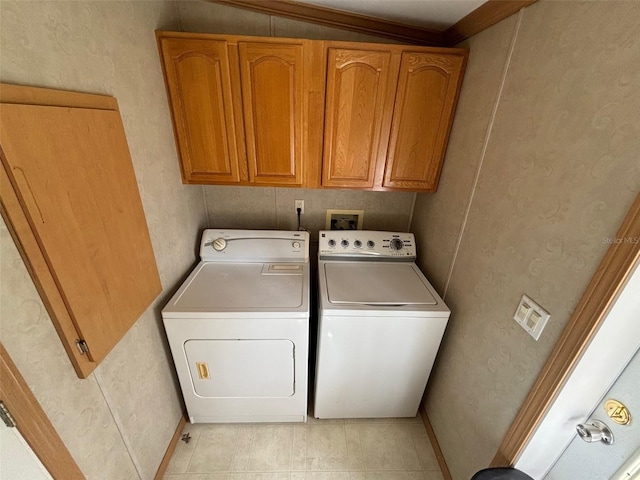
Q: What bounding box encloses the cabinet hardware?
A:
[75,339,89,355]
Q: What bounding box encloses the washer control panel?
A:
[319,231,416,260]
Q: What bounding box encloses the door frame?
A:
[491,192,640,467]
[0,343,84,479]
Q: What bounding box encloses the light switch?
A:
[513,294,551,341]
[516,303,531,322]
[526,311,541,329]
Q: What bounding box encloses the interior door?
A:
[0,420,53,480]
[545,346,640,479]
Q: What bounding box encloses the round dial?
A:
[212,238,227,251]
[328,239,336,247]
[367,240,375,248]
[292,241,301,249]
[389,238,404,251]
[341,239,349,248]
[354,240,362,248]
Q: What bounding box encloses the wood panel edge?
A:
[0,343,85,479]
[419,404,453,480]
[444,0,538,46]
[491,192,640,466]
[0,83,117,110]
[207,0,445,46]
[154,414,188,480]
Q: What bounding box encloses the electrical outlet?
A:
[295,199,304,214]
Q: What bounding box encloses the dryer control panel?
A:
[319,231,416,260]
[200,229,309,263]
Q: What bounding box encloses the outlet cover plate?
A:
[326,209,364,230]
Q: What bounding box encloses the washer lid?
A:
[171,262,305,310]
[324,262,437,305]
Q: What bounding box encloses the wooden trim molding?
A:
[419,405,453,480]
[154,415,188,479]
[492,192,640,466]
[0,343,85,479]
[209,0,444,45]
[207,0,538,47]
[444,0,538,46]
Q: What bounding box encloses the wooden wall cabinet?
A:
[321,43,467,192]
[156,31,467,192]
[157,32,317,187]
[0,84,161,378]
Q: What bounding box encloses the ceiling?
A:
[295,0,489,30]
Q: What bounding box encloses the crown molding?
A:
[208,0,445,45]
[445,0,538,45]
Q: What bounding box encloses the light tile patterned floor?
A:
[164,415,444,480]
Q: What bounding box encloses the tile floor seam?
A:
[395,423,411,472]
[407,424,424,472]
[247,424,258,473]
[183,425,202,475]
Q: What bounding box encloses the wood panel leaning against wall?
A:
[0,83,161,378]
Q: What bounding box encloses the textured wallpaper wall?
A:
[176,1,416,238]
[412,2,640,479]
[0,1,207,478]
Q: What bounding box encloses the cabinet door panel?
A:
[239,42,304,186]
[322,48,394,188]
[384,52,465,191]
[160,38,243,183]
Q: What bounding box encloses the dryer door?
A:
[184,339,295,398]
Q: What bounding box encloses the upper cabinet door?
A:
[159,37,245,184]
[239,41,304,186]
[384,52,466,191]
[322,48,397,189]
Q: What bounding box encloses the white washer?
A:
[162,229,310,423]
[314,230,450,419]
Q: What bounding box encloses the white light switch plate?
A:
[513,294,550,341]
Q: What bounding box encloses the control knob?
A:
[341,239,349,248]
[328,239,336,247]
[389,238,404,251]
[354,240,362,248]
[367,240,375,248]
[212,238,227,251]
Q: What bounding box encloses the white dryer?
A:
[314,230,450,419]
[162,229,310,423]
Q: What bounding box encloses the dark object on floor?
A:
[471,467,534,480]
